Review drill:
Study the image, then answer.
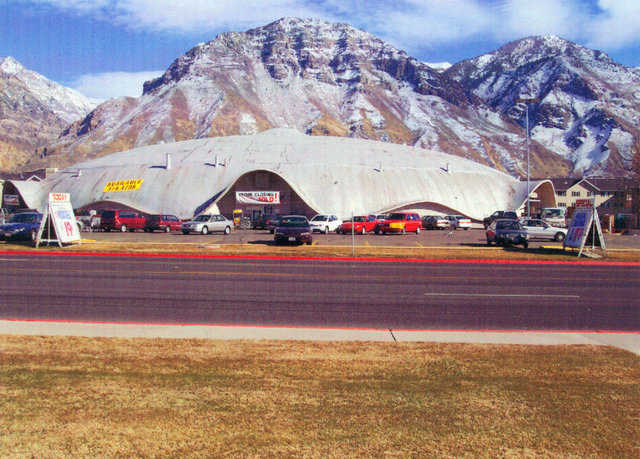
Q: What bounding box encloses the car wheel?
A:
[165,226,171,233]
[401,227,406,235]
[30,229,37,242]
[323,226,328,234]
[224,226,231,235]
[486,239,493,246]
[120,225,127,232]
[416,227,420,234]
[361,226,366,235]
[306,240,312,245]
[523,240,529,249]
[554,232,565,242]
[201,226,208,235]
[182,230,189,235]
[464,227,469,231]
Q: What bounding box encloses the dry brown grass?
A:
[0,336,638,456]
[2,239,638,262]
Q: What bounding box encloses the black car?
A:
[483,210,518,229]
[274,215,313,245]
[486,219,529,248]
[0,211,42,241]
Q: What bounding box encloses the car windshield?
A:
[497,221,520,230]
[387,213,405,220]
[280,217,308,227]
[311,216,327,222]
[8,213,40,223]
[194,215,210,222]
[353,216,366,222]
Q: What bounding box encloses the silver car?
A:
[181,214,233,235]
[520,218,567,242]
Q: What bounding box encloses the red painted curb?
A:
[1,250,639,266]
[1,318,638,334]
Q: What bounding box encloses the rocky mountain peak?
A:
[0,56,24,75]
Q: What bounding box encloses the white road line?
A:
[424,293,579,299]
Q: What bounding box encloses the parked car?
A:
[446,215,472,230]
[266,215,285,234]
[486,219,529,248]
[483,210,518,229]
[181,214,233,235]
[274,215,313,245]
[100,209,146,232]
[520,218,567,242]
[145,214,182,233]
[371,214,387,234]
[0,211,42,241]
[337,215,378,234]
[422,215,449,230]
[309,214,342,234]
[379,212,422,234]
[252,214,270,230]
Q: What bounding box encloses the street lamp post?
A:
[516,97,539,217]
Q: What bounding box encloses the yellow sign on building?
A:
[103,179,144,193]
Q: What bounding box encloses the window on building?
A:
[586,191,592,196]
[572,191,581,197]
[601,192,608,197]
[558,202,566,207]
[557,191,566,196]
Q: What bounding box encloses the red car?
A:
[379,212,422,234]
[337,215,378,234]
[100,209,146,232]
[144,214,182,232]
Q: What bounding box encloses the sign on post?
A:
[35,193,81,247]
[563,198,606,257]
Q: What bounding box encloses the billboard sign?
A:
[48,193,81,243]
[236,191,280,204]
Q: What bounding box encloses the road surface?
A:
[1,253,638,331]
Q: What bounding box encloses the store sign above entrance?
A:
[103,179,144,193]
[236,191,280,204]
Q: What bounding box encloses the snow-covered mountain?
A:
[446,36,640,176]
[39,18,569,177]
[0,56,96,171]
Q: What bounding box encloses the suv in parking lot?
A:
[379,212,422,234]
[100,210,146,232]
[483,210,518,229]
[145,214,182,233]
[486,219,529,248]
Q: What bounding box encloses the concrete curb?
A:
[1,320,638,355]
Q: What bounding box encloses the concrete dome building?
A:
[4,129,556,220]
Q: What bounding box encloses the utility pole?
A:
[516,97,539,217]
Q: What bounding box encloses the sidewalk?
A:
[2,320,638,355]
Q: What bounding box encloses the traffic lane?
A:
[79,228,640,249]
[1,254,638,330]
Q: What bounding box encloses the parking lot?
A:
[77,226,640,250]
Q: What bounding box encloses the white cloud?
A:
[22,0,640,54]
[69,70,164,101]
[586,0,640,49]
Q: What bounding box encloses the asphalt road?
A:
[1,253,638,331]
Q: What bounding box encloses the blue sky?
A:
[3,0,639,101]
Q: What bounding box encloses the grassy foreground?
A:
[1,336,638,456]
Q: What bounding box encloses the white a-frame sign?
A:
[563,198,606,258]
[35,193,81,247]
